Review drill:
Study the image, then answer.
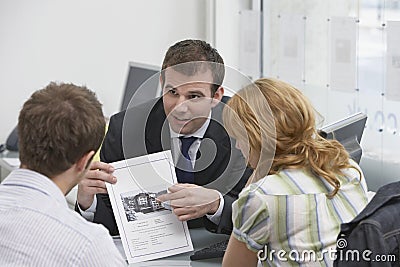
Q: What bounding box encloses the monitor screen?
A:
[120,62,160,111]
[318,112,367,164]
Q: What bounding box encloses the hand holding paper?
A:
[77,161,116,210]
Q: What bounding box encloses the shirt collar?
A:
[169,110,211,139]
[3,168,69,208]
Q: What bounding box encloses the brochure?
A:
[106,150,193,264]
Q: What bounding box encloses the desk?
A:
[0,150,19,182]
[114,228,229,266]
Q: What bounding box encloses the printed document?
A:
[106,151,193,264]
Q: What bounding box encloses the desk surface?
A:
[0,150,19,182]
[0,150,19,169]
[0,149,19,158]
[114,228,229,266]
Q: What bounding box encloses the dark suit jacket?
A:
[93,97,252,235]
[334,181,400,267]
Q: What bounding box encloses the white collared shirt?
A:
[0,169,125,266]
[169,111,211,168]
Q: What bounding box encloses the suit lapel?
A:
[144,98,171,154]
[194,102,231,186]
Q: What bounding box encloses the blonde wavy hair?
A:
[223,78,359,197]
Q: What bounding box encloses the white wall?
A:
[215,0,251,69]
[215,0,400,190]
[0,0,207,142]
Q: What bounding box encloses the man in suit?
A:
[76,39,252,235]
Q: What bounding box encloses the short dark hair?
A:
[18,82,105,177]
[161,39,225,94]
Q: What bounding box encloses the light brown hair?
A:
[223,78,358,197]
[18,82,105,177]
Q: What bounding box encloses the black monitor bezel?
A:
[120,61,160,111]
[319,112,367,163]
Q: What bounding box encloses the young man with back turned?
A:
[76,39,252,235]
[0,83,125,266]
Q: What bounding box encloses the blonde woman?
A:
[222,78,369,267]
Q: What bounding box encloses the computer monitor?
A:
[120,62,160,111]
[318,112,367,164]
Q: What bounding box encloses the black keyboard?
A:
[190,239,229,260]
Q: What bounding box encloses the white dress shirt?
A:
[0,169,126,266]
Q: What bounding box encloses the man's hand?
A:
[157,184,220,221]
[77,161,116,210]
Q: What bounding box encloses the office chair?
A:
[334,181,400,266]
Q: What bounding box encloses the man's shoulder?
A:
[210,96,230,122]
[110,97,164,124]
[206,100,231,142]
[1,203,112,247]
[48,208,117,252]
[27,207,121,264]
[57,210,124,264]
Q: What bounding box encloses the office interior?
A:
[1,0,400,192]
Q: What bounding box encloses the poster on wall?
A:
[278,14,305,85]
[239,10,261,80]
[329,17,357,93]
[386,21,400,101]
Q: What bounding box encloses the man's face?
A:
[162,68,223,135]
